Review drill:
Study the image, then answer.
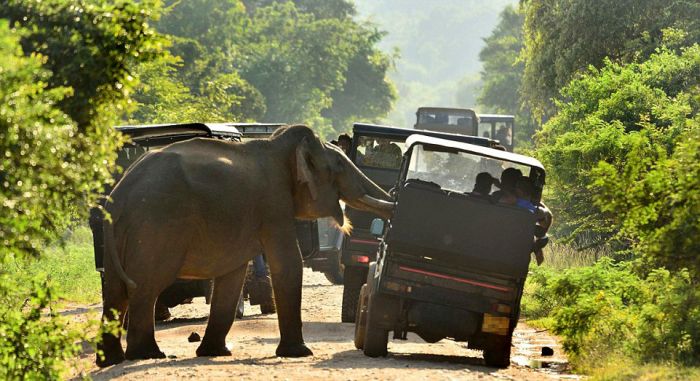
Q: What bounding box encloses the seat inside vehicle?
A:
[387,181,536,278]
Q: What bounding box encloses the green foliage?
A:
[0,275,84,380]
[151,0,395,135]
[521,0,700,117]
[525,259,700,368]
[477,4,537,147]
[0,1,164,377]
[1,0,166,130]
[535,46,700,254]
[0,1,166,258]
[240,1,395,132]
[10,226,102,304]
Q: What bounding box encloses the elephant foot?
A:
[124,346,166,361]
[96,337,125,368]
[96,346,125,368]
[276,343,313,357]
[196,341,232,357]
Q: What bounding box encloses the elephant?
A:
[96,125,394,367]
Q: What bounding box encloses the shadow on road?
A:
[312,349,493,372]
[89,355,279,380]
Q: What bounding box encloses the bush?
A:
[0,275,85,380]
[524,259,700,368]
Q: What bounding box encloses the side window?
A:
[478,122,493,138]
[355,136,406,170]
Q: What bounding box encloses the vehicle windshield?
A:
[406,144,531,194]
[417,109,475,127]
[355,135,407,170]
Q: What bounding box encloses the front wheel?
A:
[362,286,388,357]
[341,266,367,323]
[354,284,369,349]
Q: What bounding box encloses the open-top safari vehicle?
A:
[354,134,547,367]
[340,123,497,322]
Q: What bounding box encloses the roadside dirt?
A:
[76,269,579,380]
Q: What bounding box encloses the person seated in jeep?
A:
[470,172,496,199]
[514,177,552,265]
[491,167,522,204]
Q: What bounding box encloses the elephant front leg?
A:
[262,223,313,357]
[197,265,247,357]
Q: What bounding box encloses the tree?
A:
[155,0,394,133]
[0,0,164,376]
[535,45,700,261]
[477,5,536,145]
[0,0,164,257]
[521,0,700,118]
[239,2,394,135]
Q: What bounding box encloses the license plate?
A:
[481,313,509,335]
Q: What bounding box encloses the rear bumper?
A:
[377,258,523,325]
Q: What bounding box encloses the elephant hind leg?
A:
[124,293,166,361]
[97,271,129,367]
[197,265,248,357]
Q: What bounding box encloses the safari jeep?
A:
[354,134,547,368]
[340,123,497,322]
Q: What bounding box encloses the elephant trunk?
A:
[344,172,394,220]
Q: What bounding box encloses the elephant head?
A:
[272,125,394,231]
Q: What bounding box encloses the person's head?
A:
[499,167,522,193]
[473,172,494,195]
[515,177,534,200]
[337,133,351,153]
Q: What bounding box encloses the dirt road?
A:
[82,269,578,380]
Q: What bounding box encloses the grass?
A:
[2,225,102,304]
[539,241,609,270]
[522,242,700,380]
[588,361,700,381]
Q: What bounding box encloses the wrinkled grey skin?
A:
[97,125,393,367]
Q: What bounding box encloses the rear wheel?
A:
[341,266,367,323]
[362,289,388,357]
[483,334,512,368]
[354,284,369,349]
[260,301,276,314]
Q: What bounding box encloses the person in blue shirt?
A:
[514,178,552,265]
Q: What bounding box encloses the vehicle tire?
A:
[362,289,388,357]
[354,284,369,349]
[323,253,344,285]
[341,266,367,323]
[483,334,512,368]
[260,301,276,315]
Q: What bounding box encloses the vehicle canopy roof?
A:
[233,123,285,139]
[416,106,476,114]
[353,123,496,148]
[116,122,242,145]
[478,114,515,121]
[405,134,544,171]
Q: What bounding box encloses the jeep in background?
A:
[415,107,515,152]
[414,107,479,136]
[354,134,547,367]
[340,123,497,322]
[478,114,515,152]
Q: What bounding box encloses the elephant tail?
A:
[104,217,137,290]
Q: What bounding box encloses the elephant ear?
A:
[296,137,319,200]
